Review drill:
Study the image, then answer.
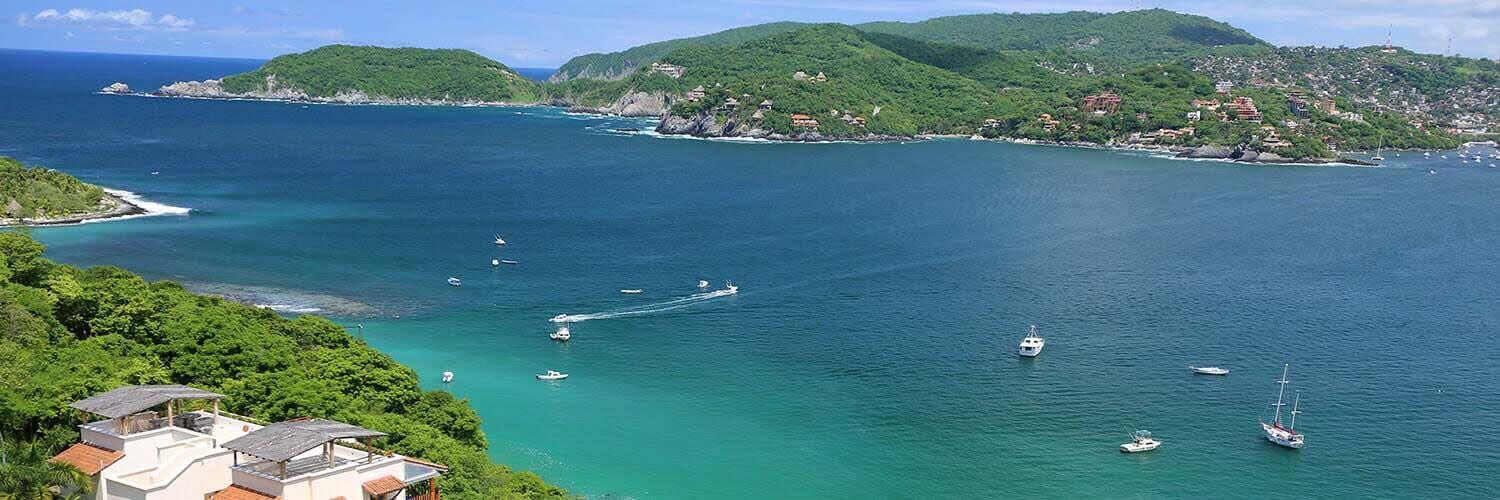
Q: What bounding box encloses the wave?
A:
[550,287,738,323]
[104,188,191,215]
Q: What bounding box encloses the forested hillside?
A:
[221,45,541,102]
[1,156,107,222]
[548,22,806,81]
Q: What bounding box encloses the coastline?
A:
[0,187,189,227]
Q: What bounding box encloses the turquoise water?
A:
[5,49,1500,498]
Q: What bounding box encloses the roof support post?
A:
[279,460,286,480]
[165,399,174,429]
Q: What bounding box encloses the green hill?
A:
[549,22,807,81]
[1,156,107,221]
[858,9,1266,65]
[220,45,541,102]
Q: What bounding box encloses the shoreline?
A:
[0,188,190,227]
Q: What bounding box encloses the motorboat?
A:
[1120,430,1160,453]
[1260,364,1306,449]
[494,235,507,246]
[441,371,454,383]
[698,280,710,288]
[724,281,739,294]
[491,259,501,267]
[447,277,462,287]
[1018,325,1045,357]
[550,314,570,323]
[1429,169,1438,175]
[620,289,644,294]
[536,370,569,381]
[550,326,571,342]
[500,259,519,265]
[1189,366,1230,375]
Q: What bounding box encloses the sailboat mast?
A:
[1273,364,1290,424]
[1289,391,1301,430]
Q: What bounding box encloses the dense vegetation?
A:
[1,156,107,221]
[549,22,806,81]
[221,45,542,102]
[0,232,570,499]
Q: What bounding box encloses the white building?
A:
[52,385,445,500]
[1215,80,1233,94]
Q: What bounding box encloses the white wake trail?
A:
[551,288,738,323]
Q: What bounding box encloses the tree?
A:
[0,439,94,499]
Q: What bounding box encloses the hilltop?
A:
[549,22,807,81]
[158,45,542,104]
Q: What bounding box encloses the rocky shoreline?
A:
[653,111,912,142]
[0,190,145,227]
[102,81,536,107]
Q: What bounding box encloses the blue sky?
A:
[1,1,1496,66]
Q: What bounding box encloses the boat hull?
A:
[1120,440,1160,453]
[1261,422,1304,449]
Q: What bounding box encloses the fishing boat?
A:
[1189,366,1230,375]
[447,277,462,287]
[494,235,507,246]
[1018,325,1045,357]
[1120,430,1160,453]
[698,280,710,288]
[500,259,519,265]
[550,326,571,342]
[620,289,644,294]
[1260,364,1306,449]
[724,282,739,294]
[536,370,568,381]
[441,371,454,383]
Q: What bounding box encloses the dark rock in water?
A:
[1178,145,1233,159]
[617,128,641,132]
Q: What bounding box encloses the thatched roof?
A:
[222,418,385,462]
[69,385,224,419]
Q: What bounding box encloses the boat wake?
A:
[550,287,738,323]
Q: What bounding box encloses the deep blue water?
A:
[4,49,1500,498]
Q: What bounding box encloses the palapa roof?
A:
[222,418,385,463]
[362,475,407,496]
[70,384,224,419]
[50,442,124,475]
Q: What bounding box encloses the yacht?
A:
[536,370,569,381]
[1120,430,1160,453]
[550,326,571,342]
[724,282,739,294]
[1260,364,1306,449]
[491,259,501,267]
[441,371,454,383]
[447,277,462,287]
[620,289,644,294]
[698,280,710,289]
[1018,325,1045,357]
[550,314,570,323]
[494,235,507,246]
[1189,366,1230,375]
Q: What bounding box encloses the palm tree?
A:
[0,439,93,499]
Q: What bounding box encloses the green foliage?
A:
[0,157,107,221]
[0,438,94,499]
[551,22,807,80]
[0,233,571,500]
[220,45,542,102]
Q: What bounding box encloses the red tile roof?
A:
[50,443,123,475]
[363,475,406,496]
[211,486,279,500]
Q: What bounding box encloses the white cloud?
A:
[20,7,195,31]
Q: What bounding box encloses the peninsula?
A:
[118,9,1497,161]
[0,156,149,226]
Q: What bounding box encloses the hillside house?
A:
[1082,93,1121,114]
[1186,110,1202,122]
[647,62,685,78]
[790,114,819,127]
[1192,99,1221,110]
[1215,80,1233,94]
[759,99,774,110]
[1226,96,1262,122]
[792,71,809,81]
[686,85,706,102]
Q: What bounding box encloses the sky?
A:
[1,1,1496,67]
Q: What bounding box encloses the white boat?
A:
[1018,325,1045,357]
[447,277,462,287]
[620,289,644,294]
[1429,169,1438,175]
[723,281,739,294]
[494,235,507,246]
[698,280,710,288]
[1189,366,1230,375]
[1120,430,1160,453]
[491,259,501,267]
[550,326,571,342]
[550,314,569,323]
[1260,364,1306,449]
[441,371,454,383]
[536,370,569,381]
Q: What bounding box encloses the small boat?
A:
[1018,325,1045,357]
[550,326,571,342]
[620,289,644,294]
[1371,155,1384,161]
[1189,366,1230,375]
[1429,169,1438,175]
[1120,430,1160,453]
[491,259,501,267]
[494,235,507,246]
[447,277,462,287]
[724,281,739,294]
[441,371,454,383]
[549,314,569,323]
[500,259,519,265]
[150,171,160,175]
[698,280,710,288]
[1260,364,1306,449]
[536,370,569,381]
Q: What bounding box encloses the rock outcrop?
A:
[566,91,672,117]
[100,82,131,94]
[655,111,908,142]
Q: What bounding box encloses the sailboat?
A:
[494,235,507,246]
[1371,136,1385,162]
[1260,363,1305,449]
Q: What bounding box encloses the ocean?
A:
[4,49,1499,498]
